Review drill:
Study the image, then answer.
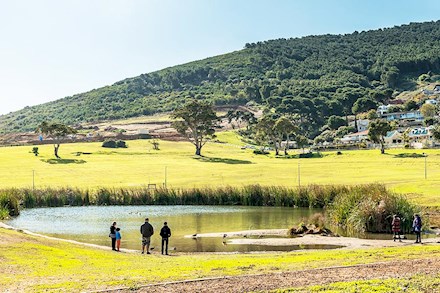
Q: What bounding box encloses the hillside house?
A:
[422,89,435,95]
[349,119,369,132]
[384,130,403,145]
[425,99,438,105]
[408,126,433,142]
[377,105,391,115]
[381,111,423,123]
[341,130,369,144]
[423,85,440,95]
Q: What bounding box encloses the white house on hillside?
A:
[349,119,369,132]
[425,99,438,105]
[341,130,369,144]
[377,105,391,115]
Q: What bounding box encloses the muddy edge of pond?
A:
[187,229,440,249]
[2,221,440,252]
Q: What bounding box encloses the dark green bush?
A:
[102,140,127,148]
[102,140,117,148]
[299,152,313,158]
[116,140,127,148]
[253,149,269,155]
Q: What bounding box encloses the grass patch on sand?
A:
[0,131,439,206]
[275,274,440,292]
[1,228,440,292]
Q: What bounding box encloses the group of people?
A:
[109,218,172,255]
[391,213,422,243]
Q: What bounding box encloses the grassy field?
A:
[1,227,440,292]
[0,131,439,206]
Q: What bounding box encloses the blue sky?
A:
[0,0,439,115]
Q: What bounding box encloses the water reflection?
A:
[7,205,428,252]
[6,205,322,252]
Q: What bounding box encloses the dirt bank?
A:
[111,258,440,293]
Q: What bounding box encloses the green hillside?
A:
[2,21,440,134]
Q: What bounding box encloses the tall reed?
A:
[327,184,418,233]
[0,184,419,234]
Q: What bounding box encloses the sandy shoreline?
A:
[187,229,440,249]
[2,221,439,252]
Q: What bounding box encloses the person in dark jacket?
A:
[109,222,117,251]
[140,218,154,254]
[413,214,422,243]
[391,215,402,242]
[160,222,172,255]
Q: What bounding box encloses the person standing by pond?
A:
[109,222,117,251]
[140,218,154,254]
[413,214,422,243]
[160,222,172,255]
[115,228,122,251]
[392,215,402,242]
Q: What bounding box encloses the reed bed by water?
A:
[0,184,420,233]
[0,184,353,212]
[327,184,419,233]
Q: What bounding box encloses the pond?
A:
[5,205,342,252]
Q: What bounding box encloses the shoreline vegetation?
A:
[0,183,419,233]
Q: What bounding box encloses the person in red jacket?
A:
[392,215,402,242]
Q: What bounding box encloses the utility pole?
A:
[32,170,35,193]
[424,153,427,179]
[164,166,168,189]
[298,160,301,188]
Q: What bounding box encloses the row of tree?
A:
[36,100,440,158]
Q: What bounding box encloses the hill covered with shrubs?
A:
[2,20,440,135]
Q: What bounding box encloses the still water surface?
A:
[6,205,339,252]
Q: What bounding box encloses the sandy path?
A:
[188,229,440,249]
[105,258,440,293]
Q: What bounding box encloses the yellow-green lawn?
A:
[1,132,440,206]
[1,227,440,292]
[273,275,440,293]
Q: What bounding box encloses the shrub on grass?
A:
[102,140,127,148]
[102,140,117,148]
[116,140,127,148]
[253,149,269,155]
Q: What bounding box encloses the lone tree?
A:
[171,100,218,156]
[420,103,436,118]
[368,119,392,154]
[432,125,440,142]
[274,116,298,155]
[36,121,77,158]
[255,114,281,155]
